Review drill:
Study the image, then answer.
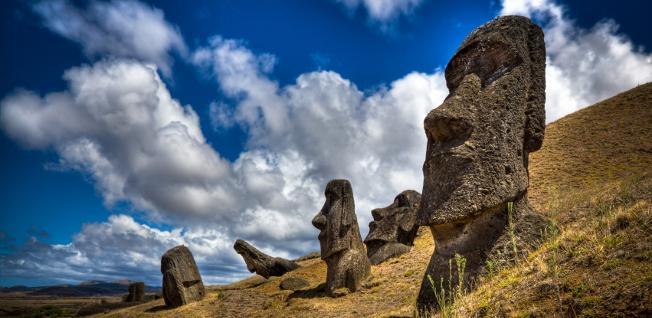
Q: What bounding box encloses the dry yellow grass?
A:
[97,83,652,317]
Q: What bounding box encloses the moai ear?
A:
[340,189,355,229]
[524,23,546,153]
[340,186,354,227]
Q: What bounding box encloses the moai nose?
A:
[312,213,327,230]
[424,108,473,143]
[371,208,386,220]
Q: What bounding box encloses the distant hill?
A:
[73,83,652,316]
[1,281,160,297]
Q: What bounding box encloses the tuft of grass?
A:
[426,253,468,318]
[507,201,518,260]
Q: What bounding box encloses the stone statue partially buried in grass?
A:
[161,245,205,307]
[416,16,552,313]
[312,179,370,296]
[364,190,421,265]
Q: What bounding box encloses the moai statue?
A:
[416,16,551,314]
[161,245,205,307]
[364,190,421,264]
[233,239,299,278]
[126,282,145,302]
[312,179,370,295]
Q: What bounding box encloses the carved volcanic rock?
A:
[364,190,421,264]
[233,239,299,279]
[416,16,552,314]
[161,245,205,307]
[126,282,144,302]
[312,179,370,295]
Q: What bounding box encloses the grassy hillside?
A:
[97,83,652,318]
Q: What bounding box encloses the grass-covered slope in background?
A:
[98,83,652,318]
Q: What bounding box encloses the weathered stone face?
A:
[416,16,551,314]
[126,282,145,302]
[418,15,546,226]
[364,190,421,264]
[233,239,299,279]
[161,245,205,307]
[312,179,370,295]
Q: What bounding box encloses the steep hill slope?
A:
[99,83,652,317]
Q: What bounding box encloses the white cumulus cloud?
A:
[501,0,652,122]
[33,0,186,75]
[334,0,424,26]
[193,37,448,231]
[0,215,249,285]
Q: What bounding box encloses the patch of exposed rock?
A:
[279,277,309,291]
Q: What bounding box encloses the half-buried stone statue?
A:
[364,190,421,264]
[233,239,299,278]
[161,245,205,307]
[312,179,370,295]
[126,282,145,302]
[415,16,552,314]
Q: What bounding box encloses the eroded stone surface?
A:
[416,15,552,314]
[233,239,299,279]
[312,179,370,295]
[126,282,144,302]
[279,277,309,291]
[161,245,205,307]
[364,190,421,264]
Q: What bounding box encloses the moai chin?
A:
[416,16,552,314]
[312,179,370,295]
[364,190,421,265]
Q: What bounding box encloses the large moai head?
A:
[418,15,545,227]
[312,179,360,260]
[160,245,205,307]
[416,16,548,314]
[312,179,370,294]
[364,190,421,264]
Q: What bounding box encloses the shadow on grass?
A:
[145,304,172,312]
[287,283,328,300]
[77,302,144,316]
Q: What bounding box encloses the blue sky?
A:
[0,0,650,287]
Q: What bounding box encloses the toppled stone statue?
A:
[312,179,370,295]
[364,190,422,264]
[126,282,145,302]
[416,16,552,314]
[279,277,310,291]
[233,239,299,278]
[161,245,205,307]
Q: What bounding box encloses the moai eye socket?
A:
[445,40,523,91]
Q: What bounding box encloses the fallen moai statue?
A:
[233,239,299,278]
